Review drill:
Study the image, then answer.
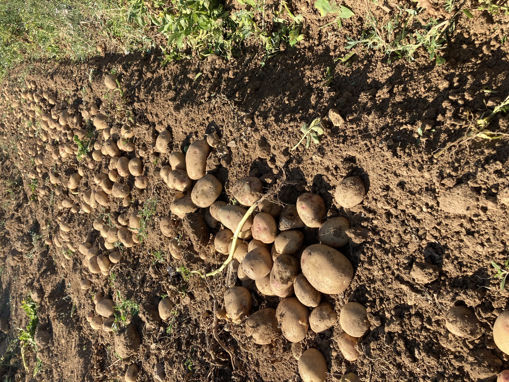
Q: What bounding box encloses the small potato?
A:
[112,182,130,198]
[270,254,299,297]
[166,169,192,192]
[95,190,109,207]
[296,193,326,228]
[185,139,209,180]
[298,348,327,382]
[116,157,130,177]
[97,255,112,272]
[318,217,350,248]
[169,152,185,170]
[446,305,480,339]
[279,205,305,231]
[245,308,279,345]
[96,298,114,318]
[255,275,275,296]
[276,297,309,343]
[248,239,267,252]
[294,274,321,308]
[93,114,108,130]
[241,247,273,280]
[191,174,223,208]
[104,74,117,90]
[103,139,120,157]
[337,333,359,361]
[494,311,509,355]
[80,278,91,290]
[341,373,360,382]
[339,302,369,338]
[274,230,304,255]
[134,176,148,189]
[258,199,282,217]
[118,227,134,248]
[214,229,233,255]
[229,240,248,262]
[224,286,252,323]
[68,173,81,190]
[155,130,171,153]
[160,166,171,181]
[217,205,253,233]
[251,213,277,244]
[168,239,183,260]
[310,303,336,333]
[117,138,135,153]
[232,177,262,206]
[128,213,141,233]
[87,256,101,274]
[90,316,103,330]
[125,364,139,382]
[109,169,120,182]
[160,217,172,237]
[128,158,143,177]
[334,176,366,208]
[170,196,197,219]
[109,251,122,264]
[498,371,509,382]
[158,297,174,320]
[209,201,226,222]
[301,244,353,294]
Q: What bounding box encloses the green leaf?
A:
[314,0,335,17]
[338,5,354,19]
[462,9,473,18]
[417,127,423,136]
[492,261,501,271]
[301,124,309,133]
[313,126,324,135]
[501,276,506,290]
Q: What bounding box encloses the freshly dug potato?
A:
[155,131,171,153]
[96,298,114,318]
[229,240,248,262]
[68,173,81,190]
[245,308,279,345]
[79,278,91,290]
[241,247,273,280]
[294,274,321,308]
[185,139,209,180]
[251,213,277,244]
[169,152,185,170]
[255,275,275,296]
[112,182,130,198]
[109,251,122,264]
[310,303,337,333]
[339,302,369,338]
[160,217,172,237]
[128,158,143,177]
[90,315,103,330]
[217,205,253,233]
[232,177,262,206]
[87,256,101,274]
[270,254,299,297]
[125,364,139,382]
[170,196,197,219]
[214,229,233,255]
[279,205,305,231]
[446,305,480,339]
[166,169,192,192]
[97,255,112,272]
[158,297,173,320]
[334,176,366,208]
[301,244,353,294]
[104,74,117,90]
[258,199,282,217]
[93,114,108,130]
[248,239,267,252]
[118,227,134,248]
[135,176,148,189]
[160,166,171,181]
[337,333,359,361]
[168,239,183,260]
[274,230,304,255]
[298,348,327,382]
[224,286,252,323]
[494,311,509,355]
[209,201,226,221]
[191,174,223,208]
[318,217,350,248]
[276,297,309,343]
[95,190,109,207]
[103,139,120,157]
[498,371,509,382]
[296,193,326,228]
[116,157,130,177]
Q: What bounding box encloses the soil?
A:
[1,1,509,381]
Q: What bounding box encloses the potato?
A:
[158,297,174,320]
[217,205,253,233]
[168,239,183,260]
[232,177,262,206]
[109,251,122,264]
[301,244,353,294]
[169,152,185,170]
[97,255,112,272]
[270,254,299,297]
[224,286,252,323]
[104,139,120,157]
[93,114,108,130]
[446,305,480,339]
[334,176,366,208]
[276,297,309,343]
[125,364,139,382]
[160,217,172,237]
[209,201,226,221]
[494,311,509,355]
[251,213,277,244]
[166,169,192,192]
[68,173,81,190]
[274,230,304,255]
[87,256,101,274]
[248,239,267,252]
[109,169,120,182]
[90,315,103,330]
[104,74,117,90]
[214,229,233,255]
[337,333,359,361]
[112,182,130,198]
[279,205,305,231]
[241,247,273,280]
[170,196,197,219]
[255,275,275,296]
[498,371,509,382]
[128,213,141,232]
[191,174,222,208]
[296,193,326,228]
[298,348,327,382]
[96,298,114,318]
[294,274,321,308]
[100,177,113,194]
[135,176,148,189]
[238,229,252,240]
[155,130,171,153]
[92,150,103,161]
[185,139,209,180]
[339,302,369,337]
[258,199,282,217]
[245,308,279,345]
[237,264,250,282]
[318,217,350,248]
[160,166,171,181]
[116,156,130,177]
[128,158,143,176]
[95,190,109,207]
[310,303,336,333]
[118,227,134,248]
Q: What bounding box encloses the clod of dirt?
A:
[334,176,366,209]
[279,205,305,231]
[466,349,502,379]
[103,317,115,332]
[438,184,478,215]
[337,333,359,361]
[224,286,252,323]
[35,327,52,348]
[294,274,321,308]
[95,298,114,318]
[182,211,209,247]
[291,342,303,360]
[158,297,174,321]
[310,303,337,333]
[114,324,141,358]
[298,348,327,382]
[153,362,166,382]
[410,262,439,284]
[103,74,117,90]
[0,317,9,333]
[125,364,139,382]
[245,308,279,345]
[498,188,509,207]
[205,132,220,148]
[328,108,345,127]
[170,196,197,218]
[339,302,369,337]
[276,297,309,343]
[445,305,481,339]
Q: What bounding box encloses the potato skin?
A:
[245,308,279,345]
[169,152,185,170]
[214,229,233,255]
[279,205,305,231]
[166,169,192,192]
[274,230,304,255]
[276,297,309,343]
[494,310,509,354]
[337,333,359,361]
[170,196,197,219]
[185,139,209,180]
[232,177,262,206]
[224,286,252,323]
[296,193,326,228]
[241,247,273,280]
[269,254,299,297]
[310,303,337,333]
[298,348,327,382]
[339,302,369,338]
[251,213,277,244]
[190,174,223,208]
[294,274,321,308]
[217,205,253,233]
[318,217,350,248]
[255,275,275,296]
[301,244,353,294]
[334,176,366,208]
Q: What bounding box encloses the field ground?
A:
[0,0,509,381]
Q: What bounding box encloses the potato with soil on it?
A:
[258,199,282,217]
[334,176,366,209]
[169,152,185,170]
[224,286,252,323]
[185,139,209,180]
[310,303,337,333]
[279,205,305,231]
[217,204,253,234]
[298,348,327,382]
[446,305,481,339]
[209,200,226,221]
[274,230,304,255]
[255,275,275,296]
[251,212,277,244]
[493,310,509,354]
[318,217,350,248]
[68,173,81,190]
[155,130,171,153]
[214,229,233,255]
[229,240,248,262]
[96,298,114,318]
[294,274,321,307]
[499,371,509,382]
[170,196,197,219]
[166,169,192,192]
[276,297,309,343]
[114,324,140,358]
[339,302,369,338]
[248,239,267,252]
[245,308,279,345]
[112,182,130,198]
[135,176,148,189]
[118,227,134,248]
[296,193,326,228]
[116,156,130,177]
[337,333,359,361]
[168,238,184,260]
[232,177,263,206]
[191,174,223,208]
[125,364,139,382]
[270,253,299,297]
[104,74,117,90]
[241,247,273,280]
[93,114,108,130]
[158,297,174,320]
[160,217,172,237]
[128,158,143,177]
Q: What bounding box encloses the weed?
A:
[109,272,117,288]
[184,358,193,372]
[152,250,165,264]
[478,0,509,15]
[29,179,38,200]
[477,94,509,129]
[314,0,354,28]
[492,260,509,290]
[177,266,192,282]
[291,118,324,151]
[113,292,139,329]
[26,232,43,259]
[18,296,42,377]
[73,134,92,161]
[137,198,157,242]
[165,309,179,334]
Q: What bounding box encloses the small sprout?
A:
[291,118,324,151]
[492,260,509,290]
[177,266,191,282]
[113,292,139,329]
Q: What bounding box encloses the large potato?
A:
[310,303,337,333]
[217,205,253,233]
[296,193,326,228]
[318,217,350,248]
[224,286,252,323]
[251,213,277,244]
[241,247,273,280]
[294,274,321,307]
[339,302,369,337]
[494,310,509,354]
[245,308,279,345]
[269,254,299,297]
[209,201,226,222]
[279,205,305,231]
[274,230,304,255]
[276,297,309,343]
[185,139,209,180]
[301,244,353,294]
[232,177,262,206]
[334,176,366,208]
[298,348,327,382]
[191,174,222,208]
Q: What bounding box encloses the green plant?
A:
[492,260,509,290]
[113,292,139,329]
[29,179,38,200]
[477,94,509,129]
[184,358,193,372]
[165,309,179,334]
[314,0,354,28]
[152,250,165,264]
[291,118,324,151]
[18,297,42,377]
[73,135,92,161]
[177,265,192,281]
[137,198,157,242]
[478,0,509,15]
